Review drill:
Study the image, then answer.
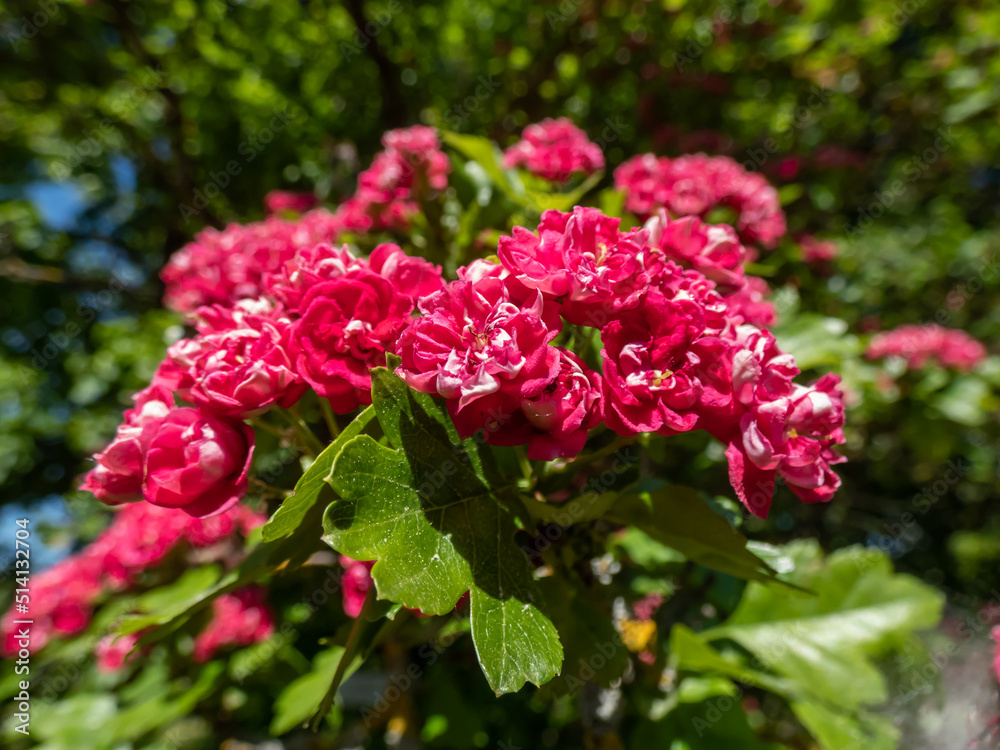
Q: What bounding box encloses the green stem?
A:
[514,445,533,484]
[277,407,325,457]
[311,586,377,731]
[320,398,340,440]
[542,434,639,477]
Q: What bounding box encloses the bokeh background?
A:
[2,0,999,747]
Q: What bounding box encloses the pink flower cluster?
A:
[162,209,344,314]
[992,626,1000,685]
[162,126,449,314]
[503,118,605,182]
[866,324,987,372]
[264,190,318,216]
[396,207,845,515]
[798,234,838,264]
[192,587,275,662]
[1,502,264,657]
[614,153,787,248]
[336,125,450,234]
[86,239,444,514]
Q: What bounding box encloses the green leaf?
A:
[524,170,604,212]
[271,647,360,735]
[117,566,222,635]
[441,131,520,201]
[322,366,563,694]
[262,406,376,542]
[538,577,629,691]
[606,486,789,586]
[772,314,862,370]
[631,697,790,749]
[792,700,898,750]
[124,500,328,643]
[703,541,943,711]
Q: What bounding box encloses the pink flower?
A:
[79,386,175,505]
[161,210,342,314]
[498,208,647,326]
[642,210,746,288]
[450,348,604,460]
[729,325,798,408]
[867,324,987,372]
[192,588,274,662]
[503,118,605,182]
[395,274,560,435]
[515,349,604,460]
[183,306,305,418]
[340,556,375,618]
[264,190,318,215]
[799,234,837,264]
[601,292,731,436]
[288,271,413,412]
[723,276,778,327]
[266,243,368,313]
[614,153,786,248]
[142,408,255,518]
[725,374,846,516]
[95,632,143,673]
[334,125,450,234]
[368,243,446,303]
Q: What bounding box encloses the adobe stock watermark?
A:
[339,0,402,61]
[16,267,140,383]
[441,75,502,130]
[742,85,833,173]
[4,0,58,51]
[51,66,167,179]
[673,1,750,71]
[179,109,296,223]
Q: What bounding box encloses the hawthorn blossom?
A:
[395,274,560,442]
[866,324,987,372]
[601,291,732,436]
[192,588,275,662]
[334,125,450,234]
[288,270,413,412]
[79,385,175,505]
[498,207,648,326]
[503,118,605,182]
[614,152,786,248]
[142,407,255,518]
[642,210,746,288]
[161,209,342,314]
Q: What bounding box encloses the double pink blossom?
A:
[177,303,306,418]
[601,292,732,436]
[161,209,342,314]
[498,207,648,326]
[193,588,275,662]
[396,273,561,442]
[79,385,175,505]
[141,407,255,518]
[288,270,414,412]
[503,118,605,182]
[614,153,786,248]
[334,125,450,234]
[866,324,987,372]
